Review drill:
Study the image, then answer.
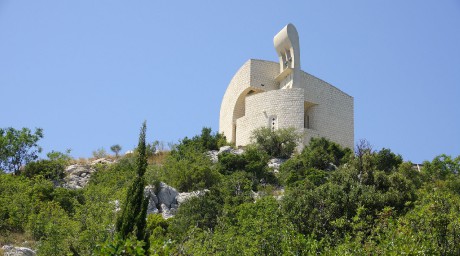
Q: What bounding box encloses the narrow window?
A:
[269,115,277,131]
[305,115,310,129]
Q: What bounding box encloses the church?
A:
[219,24,354,149]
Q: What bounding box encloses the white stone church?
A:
[219,24,354,149]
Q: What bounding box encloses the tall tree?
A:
[116,122,149,244]
[0,127,43,174]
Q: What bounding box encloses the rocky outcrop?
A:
[1,245,36,256]
[143,182,207,219]
[176,190,208,204]
[157,183,179,209]
[63,164,96,189]
[62,158,114,189]
[207,146,245,163]
[144,186,159,214]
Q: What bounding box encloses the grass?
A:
[0,231,37,250]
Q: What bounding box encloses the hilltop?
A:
[1,126,459,255]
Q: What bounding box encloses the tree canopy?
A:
[0,127,43,174]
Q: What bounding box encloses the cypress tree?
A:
[116,121,150,244]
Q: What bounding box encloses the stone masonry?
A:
[219,24,354,149]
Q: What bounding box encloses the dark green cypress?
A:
[116,121,150,244]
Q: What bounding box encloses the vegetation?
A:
[115,122,150,250]
[250,126,301,158]
[0,127,44,174]
[1,126,459,255]
[111,144,122,158]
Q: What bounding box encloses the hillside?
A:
[1,126,459,255]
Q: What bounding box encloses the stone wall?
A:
[220,60,354,150]
[236,88,304,146]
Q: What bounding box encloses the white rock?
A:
[176,190,208,205]
[2,245,36,256]
[91,158,113,166]
[63,164,97,189]
[231,148,245,155]
[207,150,219,163]
[268,158,287,173]
[157,182,178,208]
[144,186,159,214]
[160,203,174,219]
[218,146,232,154]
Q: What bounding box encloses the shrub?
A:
[0,127,43,174]
[250,127,301,158]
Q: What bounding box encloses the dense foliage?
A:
[1,126,460,255]
[115,122,150,246]
[0,127,44,174]
[250,127,301,158]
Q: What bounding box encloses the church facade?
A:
[219,24,354,149]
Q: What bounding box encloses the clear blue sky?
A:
[1,1,459,163]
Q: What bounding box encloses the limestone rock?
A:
[157,182,178,208]
[176,190,209,205]
[218,146,232,154]
[1,245,36,256]
[63,164,96,189]
[91,158,114,166]
[142,183,209,219]
[231,148,245,155]
[160,203,175,219]
[144,185,159,214]
[268,158,287,173]
[207,150,219,163]
[207,146,245,163]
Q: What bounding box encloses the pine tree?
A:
[116,121,149,244]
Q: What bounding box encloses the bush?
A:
[280,137,351,187]
[0,127,44,174]
[162,128,224,192]
[250,127,301,158]
[217,145,277,189]
[23,159,65,180]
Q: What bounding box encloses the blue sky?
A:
[1,1,459,163]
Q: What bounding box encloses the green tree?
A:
[422,154,460,180]
[217,146,273,187]
[110,144,122,158]
[163,128,223,192]
[250,127,301,158]
[116,122,150,246]
[22,150,72,180]
[375,148,403,173]
[279,137,351,187]
[0,127,43,174]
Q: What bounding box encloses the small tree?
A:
[92,148,108,159]
[111,144,122,158]
[116,121,150,247]
[0,127,44,174]
[250,127,301,159]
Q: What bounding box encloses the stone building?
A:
[219,24,354,149]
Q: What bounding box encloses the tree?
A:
[111,144,122,158]
[250,127,301,159]
[422,154,460,180]
[22,150,72,180]
[279,137,351,187]
[163,128,223,192]
[375,148,403,173]
[0,127,43,174]
[116,122,150,247]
